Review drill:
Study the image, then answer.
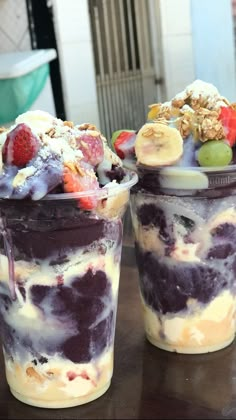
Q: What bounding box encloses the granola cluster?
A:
[193,108,225,142]
[147,80,232,142]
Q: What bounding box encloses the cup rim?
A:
[42,169,138,201]
[137,163,236,174]
[135,163,236,191]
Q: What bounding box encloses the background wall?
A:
[52,0,100,127]
[158,0,195,100]
[1,0,236,124]
[0,0,31,53]
[158,0,236,101]
[191,0,236,101]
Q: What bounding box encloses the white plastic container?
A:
[0,49,57,126]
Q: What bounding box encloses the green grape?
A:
[197,140,233,167]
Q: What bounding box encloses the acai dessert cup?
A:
[0,110,138,408]
[0,171,137,408]
[130,164,236,354]
[111,80,236,354]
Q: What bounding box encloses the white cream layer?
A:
[5,348,113,403]
[142,290,236,353]
[0,239,121,403]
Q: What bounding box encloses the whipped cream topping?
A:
[173,79,224,102]
[0,110,129,200]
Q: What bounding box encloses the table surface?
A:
[1,246,236,420]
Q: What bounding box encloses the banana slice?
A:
[159,167,209,190]
[96,189,129,219]
[135,122,183,166]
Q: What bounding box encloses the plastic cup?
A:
[0,169,138,408]
[130,164,236,354]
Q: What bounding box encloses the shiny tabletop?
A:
[0,246,236,420]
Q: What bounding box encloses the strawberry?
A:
[111,130,136,160]
[63,166,100,210]
[218,106,236,147]
[2,123,40,167]
[76,132,104,166]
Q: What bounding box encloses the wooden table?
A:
[0,246,236,419]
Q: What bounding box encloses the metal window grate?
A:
[89,0,156,140]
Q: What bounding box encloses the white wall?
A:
[1,0,236,122]
[0,0,31,53]
[158,0,195,100]
[157,0,236,101]
[52,0,236,125]
[52,0,100,127]
[191,0,236,101]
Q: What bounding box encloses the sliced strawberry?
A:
[218,106,236,147]
[63,166,100,210]
[3,123,40,167]
[111,130,136,159]
[76,132,104,166]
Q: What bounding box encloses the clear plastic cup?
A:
[0,169,138,408]
[130,164,236,354]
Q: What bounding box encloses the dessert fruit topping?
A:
[197,140,233,167]
[135,122,183,166]
[63,163,99,210]
[111,129,136,160]
[76,131,104,167]
[0,111,130,203]
[218,106,236,147]
[112,80,236,168]
[2,123,39,167]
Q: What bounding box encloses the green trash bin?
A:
[0,49,57,126]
